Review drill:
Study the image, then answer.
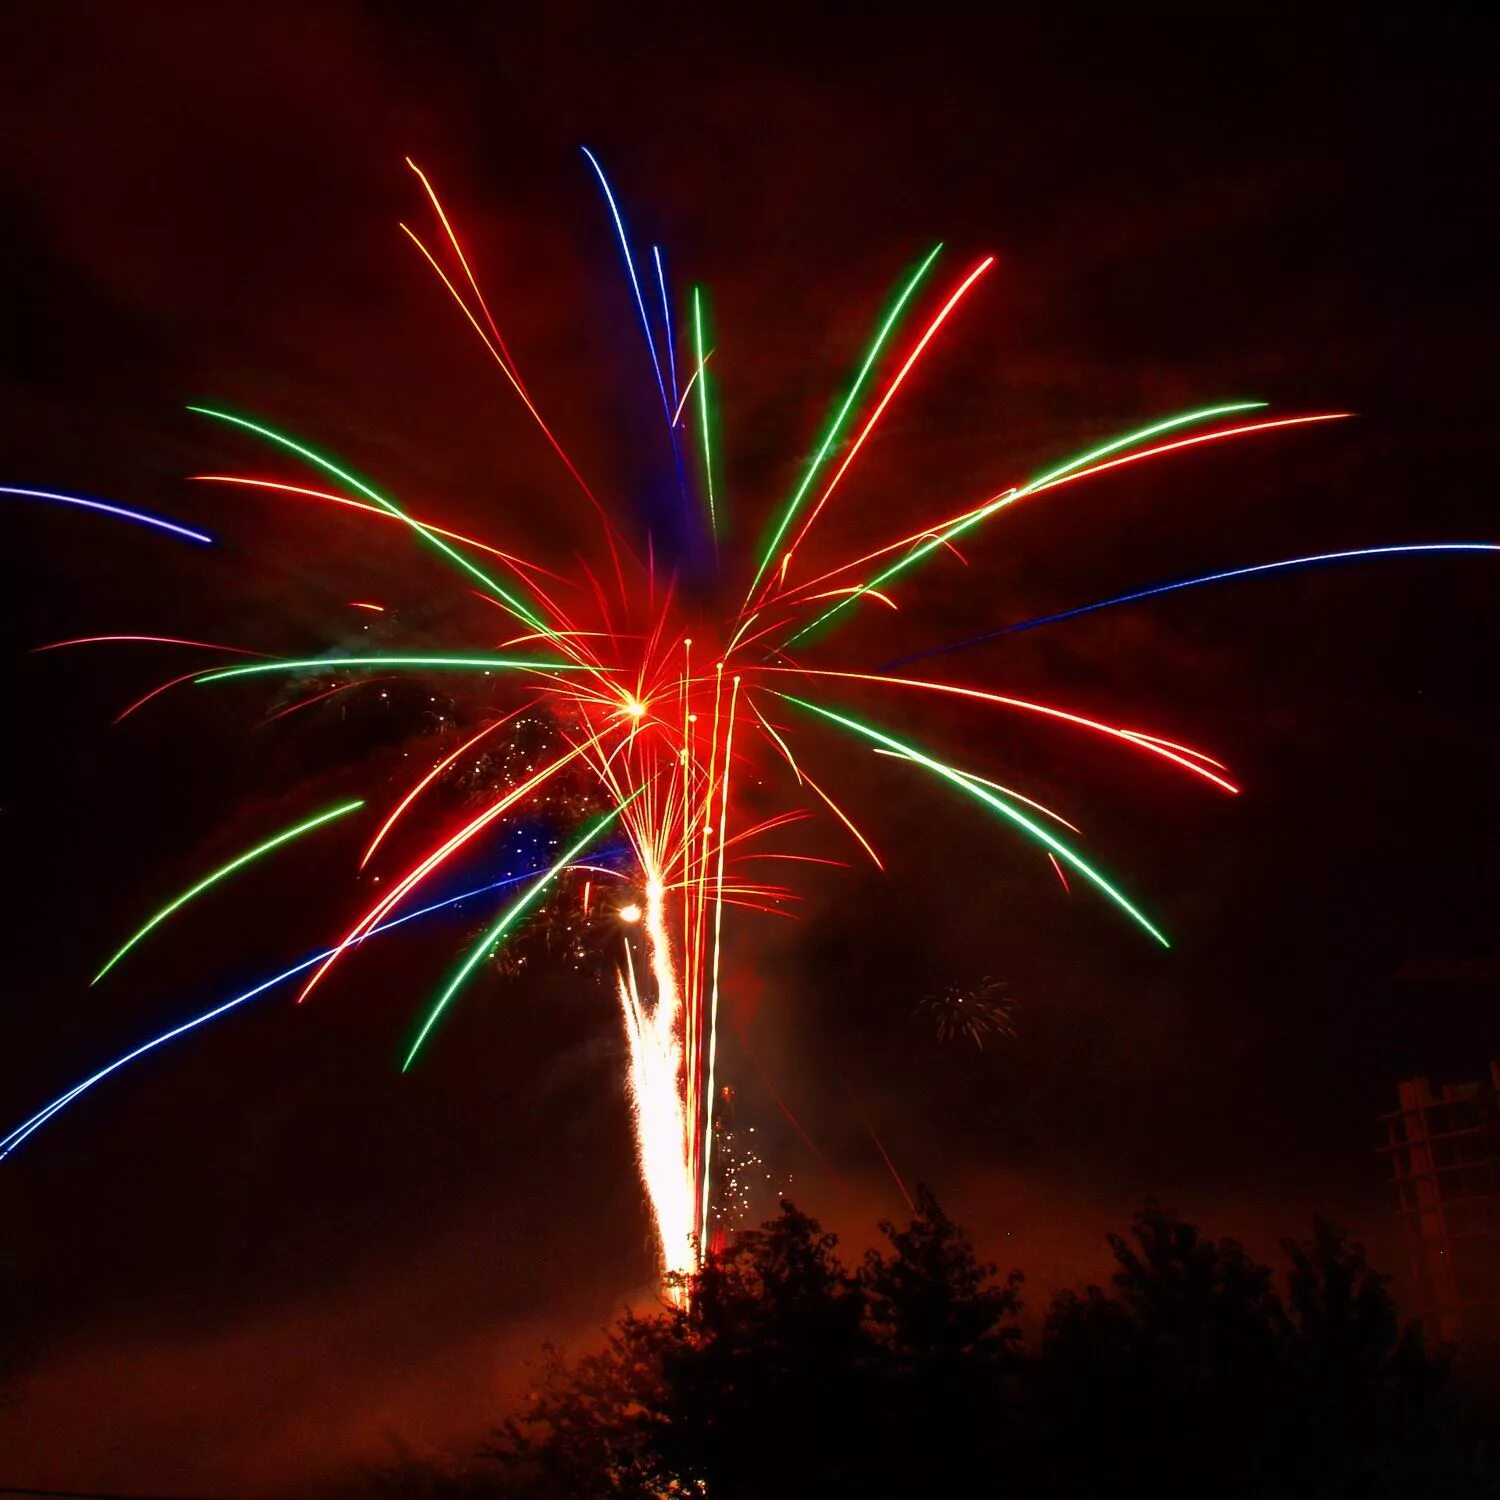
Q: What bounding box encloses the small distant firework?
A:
[920,977,1017,1050]
[3,147,1495,1302]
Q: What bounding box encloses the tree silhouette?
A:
[487,1193,1023,1497]
[336,1196,1485,1498]
[492,1201,880,1497]
[1038,1204,1474,1499]
[1274,1219,1467,1496]
[859,1184,1024,1491]
[1039,1204,1280,1494]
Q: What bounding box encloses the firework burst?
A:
[921,978,1017,1051]
[4,150,1495,1292]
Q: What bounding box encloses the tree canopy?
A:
[348,1195,1484,1499]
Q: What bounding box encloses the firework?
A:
[5,150,1496,1295]
[920,978,1017,1050]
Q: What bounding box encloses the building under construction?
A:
[1380,1063,1500,1346]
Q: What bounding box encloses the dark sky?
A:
[2,6,1497,1494]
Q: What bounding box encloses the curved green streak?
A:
[778,694,1169,946]
[694,287,717,540]
[187,406,550,634]
[193,655,598,684]
[748,245,944,596]
[786,401,1267,643]
[94,799,364,983]
[401,793,640,1070]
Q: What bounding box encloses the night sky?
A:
[2,7,1497,1494]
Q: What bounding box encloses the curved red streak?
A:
[296,739,597,1005]
[749,668,1239,794]
[399,223,631,597]
[874,750,1082,833]
[719,810,814,855]
[360,702,536,869]
[257,677,389,728]
[405,157,528,393]
[734,1029,847,1196]
[737,853,851,868]
[1120,729,1230,771]
[721,900,798,920]
[773,256,996,585]
[805,586,898,611]
[1023,413,1353,501]
[112,668,214,724]
[780,752,884,869]
[765,413,1350,610]
[100,641,279,723]
[35,634,268,656]
[190,475,566,582]
[844,1077,914,1213]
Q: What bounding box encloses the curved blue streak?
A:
[652,245,679,408]
[580,147,671,422]
[881,544,1500,670]
[579,149,694,554]
[2,485,213,545]
[0,850,626,1160]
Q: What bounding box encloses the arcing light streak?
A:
[1,485,213,545]
[580,148,671,424]
[1,858,622,1161]
[187,408,554,634]
[191,475,566,582]
[403,801,633,1070]
[192,655,594,683]
[257,678,387,727]
[699,676,740,1257]
[751,668,1238,793]
[671,354,710,428]
[1120,730,1229,771]
[783,401,1274,641]
[361,706,533,869]
[772,413,1349,614]
[778,695,1169,946]
[404,157,526,388]
[400,160,632,601]
[805,585,898,610]
[33,635,265,655]
[297,742,596,1007]
[693,287,716,538]
[871,748,1081,832]
[843,1076,915,1214]
[92,800,364,984]
[399,225,622,562]
[747,244,944,599]
[759,726,885,869]
[1019,413,1350,500]
[653,246,679,406]
[888,543,1500,666]
[775,255,996,580]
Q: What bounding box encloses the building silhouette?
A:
[1380,1063,1500,1346]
